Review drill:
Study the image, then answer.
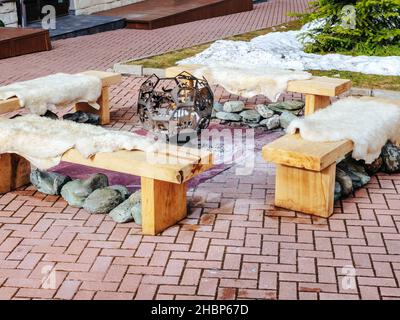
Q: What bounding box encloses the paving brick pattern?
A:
[1,0,400,300]
[1,75,400,300]
[0,0,309,85]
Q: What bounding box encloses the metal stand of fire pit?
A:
[137,72,214,142]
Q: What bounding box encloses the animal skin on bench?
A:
[165,64,352,115]
[0,117,213,236]
[0,70,122,125]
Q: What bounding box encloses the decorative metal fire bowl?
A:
[137,72,214,140]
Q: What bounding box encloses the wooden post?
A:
[141,177,187,235]
[75,86,110,125]
[0,154,31,194]
[275,162,336,218]
[305,94,331,116]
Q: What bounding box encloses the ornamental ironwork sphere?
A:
[137,72,214,140]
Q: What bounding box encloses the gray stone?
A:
[268,100,304,111]
[381,142,400,174]
[63,111,100,125]
[255,104,274,119]
[336,168,353,197]
[364,156,383,175]
[83,187,124,214]
[338,158,370,189]
[350,87,372,97]
[132,203,142,225]
[247,123,262,128]
[30,170,71,195]
[372,89,400,100]
[216,111,242,122]
[60,173,109,208]
[109,199,134,223]
[334,182,342,202]
[239,110,261,123]
[223,101,245,113]
[279,111,297,129]
[260,115,280,130]
[213,102,224,112]
[42,110,59,120]
[129,191,142,225]
[110,185,130,200]
[61,180,87,208]
[108,190,141,224]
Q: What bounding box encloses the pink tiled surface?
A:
[1,76,400,300]
[1,0,400,301]
[0,0,310,84]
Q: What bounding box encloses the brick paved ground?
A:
[1,76,400,300]
[1,0,400,301]
[0,0,309,85]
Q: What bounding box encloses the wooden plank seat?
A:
[0,146,213,235]
[263,134,354,217]
[0,90,214,235]
[262,74,355,218]
[165,65,352,115]
[262,73,354,218]
[166,64,353,218]
[0,70,122,125]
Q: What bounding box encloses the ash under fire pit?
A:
[137,72,213,140]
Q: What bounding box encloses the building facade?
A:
[0,1,18,26]
[69,0,142,15]
[0,0,143,26]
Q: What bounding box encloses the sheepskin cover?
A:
[189,65,312,102]
[287,97,400,163]
[0,73,102,115]
[0,115,156,169]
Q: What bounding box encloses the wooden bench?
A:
[262,78,354,218]
[165,65,352,114]
[0,146,213,235]
[0,70,122,125]
[166,65,353,218]
[263,134,353,217]
[0,90,214,235]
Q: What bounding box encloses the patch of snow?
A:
[178,21,400,76]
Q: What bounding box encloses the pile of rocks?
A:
[30,170,141,224]
[37,110,100,124]
[335,142,400,201]
[213,100,304,129]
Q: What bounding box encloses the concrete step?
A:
[27,14,125,40]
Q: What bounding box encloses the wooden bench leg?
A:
[0,154,31,194]
[75,86,110,125]
[274,163,336,218]
[305,94,331,115]
[141,177,187,235]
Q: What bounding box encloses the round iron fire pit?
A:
[137,72,214,141]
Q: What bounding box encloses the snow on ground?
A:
[178,23,400,76]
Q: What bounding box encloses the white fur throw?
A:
[0,73,102,115]
[0,115,156,169]
[189,65,312,102]
[287,97,400,163]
